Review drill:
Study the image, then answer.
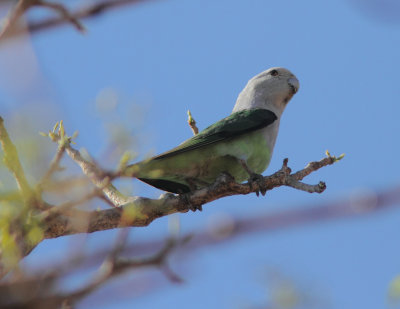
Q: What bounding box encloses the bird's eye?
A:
[270,69,279,76]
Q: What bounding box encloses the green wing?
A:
[153,109,277,160]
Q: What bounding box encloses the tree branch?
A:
[0,0,34,40]
[0,236,185,308]
[64,144,132,206]
[187,110,199,135]
[35,0,85,33]
[0,0,155,41]
[43,149,340,238]
[36,142,66,193]
[4,185,400,307]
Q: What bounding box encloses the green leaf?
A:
[187,110,194,124]
[59,120,65,138]
[26,225,44,246]
[49,132,57,141]
[118,151,134,169]
[52,121,60,133]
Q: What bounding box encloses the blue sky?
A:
[1,0,400,308]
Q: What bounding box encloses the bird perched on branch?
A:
[125,67,299,196]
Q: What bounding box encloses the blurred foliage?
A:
[0,90,146,274]
[94,87,147,166]
[239,268,330,309]
[388,274,400,305]
[348,0,400,24]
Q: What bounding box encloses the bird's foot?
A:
[248,173,267,197]
[238,159,267,196]
[179,193,203,212]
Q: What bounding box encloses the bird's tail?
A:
[122,162,189,193]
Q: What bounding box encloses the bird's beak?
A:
[288,77,299,94]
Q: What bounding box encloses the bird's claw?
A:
[179,193,203,212]
[249,173,267,197]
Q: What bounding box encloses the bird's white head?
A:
[232,67,299,116]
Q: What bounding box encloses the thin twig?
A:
[0,0,34,40]
[0,0,154,41]
[64,144,132,206]
[64,237,183,304]
[37,143,66,192]
[0,236,184,308]
[0,0,88,41]
[41,121,130,206]
[187,110,199,135]
[37,188,104,221]
[38,176,90,193]
[35,0,85,32]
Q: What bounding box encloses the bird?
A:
[124,67,299,197]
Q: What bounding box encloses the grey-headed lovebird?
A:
[125,67,299,196]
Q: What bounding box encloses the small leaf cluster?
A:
[40,120,78,146]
